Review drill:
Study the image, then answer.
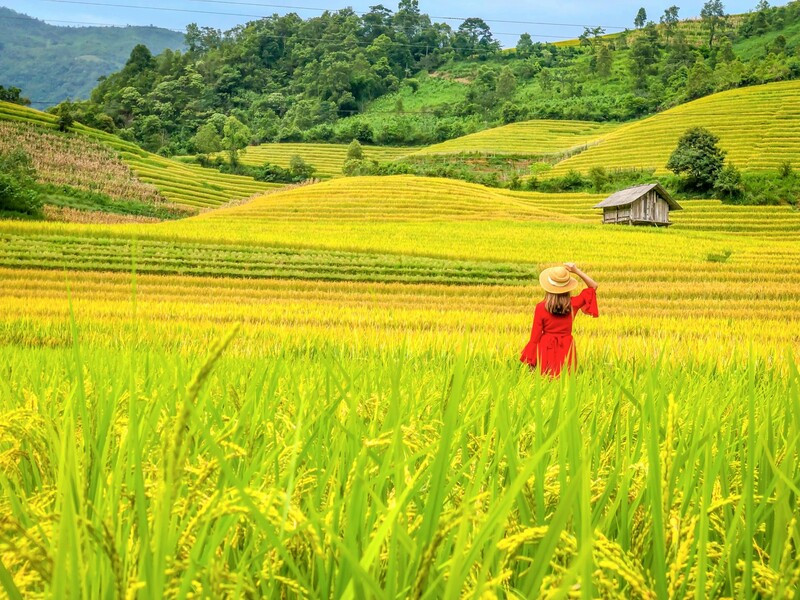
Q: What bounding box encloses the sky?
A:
[1,0,763,44]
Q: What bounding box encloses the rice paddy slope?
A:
[550,80,800,175]
[236,142,419,177]
[0,101,281,211]
[415,119,622,156]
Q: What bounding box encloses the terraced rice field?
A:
[416,120,621,156]
[0,101,280,211]
[2,174,800,597]
[550,80,800,175]
[237,142,419,177]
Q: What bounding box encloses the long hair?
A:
[545,292,572,316]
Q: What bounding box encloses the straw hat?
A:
[539,266,578,295]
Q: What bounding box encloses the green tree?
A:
[718,36,736,62]
[595,44,613,79]
[629,23,661,87]
[124,44,156,75]
[539,68,553,91]
[0,86,30,106]
[635,7,648,28]
[767,34,787,55]
[516,33,534,58]
[660,6,681,41]
[701,0,727,49]
[496,66,517,98]
[686,57,715,98]
[192,121,223,156]
[455,18,500,59]
[54,102,76,133]
[666,127,727,191]
[0,149,41,216]
[222,116,252,165]
[347,139,364,160]
[288,155,315,180]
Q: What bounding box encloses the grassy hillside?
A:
[1,171,800,596]
[0,101,281,212]
[415,120,621,156]
[237,143,419,178]
[0,7,184,105]
[549,80,800,175]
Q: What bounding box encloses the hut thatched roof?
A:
[593,183,683,211]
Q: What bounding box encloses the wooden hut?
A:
[594,183,682,227]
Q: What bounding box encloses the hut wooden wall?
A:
[602,190,671,225]
[630,191,669,224]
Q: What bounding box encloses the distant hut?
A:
[594,183,682,227]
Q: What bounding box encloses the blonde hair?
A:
[545,292,572,316]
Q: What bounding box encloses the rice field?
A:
[2,171,799,597]
[0,101,281,211]
[416,120,621,157]
[550,80,800,175]
[0,121,165,206]
[236,143,419,177]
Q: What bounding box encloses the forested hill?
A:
[0,8,184,106]
[58,1,800,153]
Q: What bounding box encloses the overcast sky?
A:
[2,0,764,44]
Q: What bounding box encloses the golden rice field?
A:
[416,120,621,156]
[237,143,419,177]
[0,101,280,211]
[2,174,800,593]
[550,81,800,175]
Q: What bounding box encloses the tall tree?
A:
[660,6,681,42]
[496,66,517,98]
[222,116,252,165]
[701,0,727,49]
[362,5,393,40]
[629,23,661,87]
[516,33,534,58]
[455,18,500,59]
[635,7,648,28]
[394,0,422,41]
[595,44,613,79]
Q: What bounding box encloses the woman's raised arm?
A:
[564,263,598,289]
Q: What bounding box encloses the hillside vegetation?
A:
[55,1,800,153]
[0,101,280,214]
[0,7,184,106]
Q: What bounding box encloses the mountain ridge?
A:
[0,7,185,106]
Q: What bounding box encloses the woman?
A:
[520,263,599,376]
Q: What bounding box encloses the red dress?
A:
[520,288,599,376]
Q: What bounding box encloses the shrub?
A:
[0,148,42,215]
[778,160,793,178]
[347,139,364,161]
[707,249,733,263]
[714,164,745,199]
[288,155,315,180]
[51,101,76,133]
[342,158,380,177]
[253,163,294,183]
[588,166,608,192]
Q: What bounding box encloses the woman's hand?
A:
[565,262,598,289]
